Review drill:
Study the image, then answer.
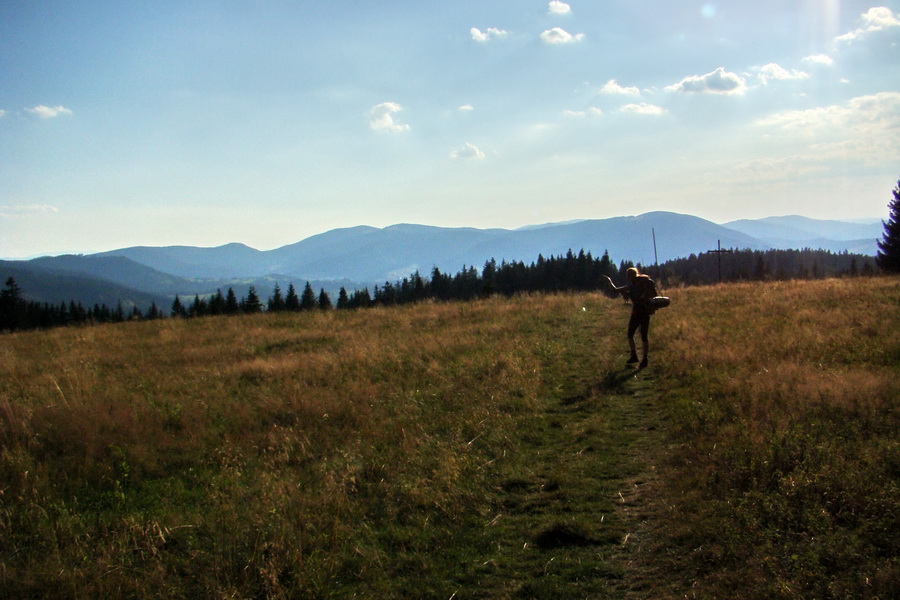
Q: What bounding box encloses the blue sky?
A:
[2,1,899,257]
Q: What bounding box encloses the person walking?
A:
[605,267,658,369]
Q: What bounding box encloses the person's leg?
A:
[639,315,650,368]
[626,314,640,363]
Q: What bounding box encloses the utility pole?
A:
[652,228,660,283]
[707,240,733,283]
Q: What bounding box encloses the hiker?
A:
[605,267,658,369]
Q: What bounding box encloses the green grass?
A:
[1,278,899,598]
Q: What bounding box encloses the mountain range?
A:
[2,212,883,310]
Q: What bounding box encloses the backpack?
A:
[633,275,670,313]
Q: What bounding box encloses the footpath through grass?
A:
[447,301,669,599]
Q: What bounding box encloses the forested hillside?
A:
[1,247,877,333]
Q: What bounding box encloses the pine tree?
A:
[209,289,226,315]
[336,287,349,309]
[268,283,286,312]
[171,295,187,318]
[0,277,24,331]
[225,288,240,314]
[300,282,317,311]
[318,288,332,310]
[190,295,208,317]
[877,179,900,273]
[243,286,263,313]
[285,283,300,311]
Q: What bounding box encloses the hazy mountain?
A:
[3,211,880,311]
[0,260,170,310]
[2,254,359,311]
[93,242,267,279]
[722,215,882,240]
[26,254,209,296]
[722,215,882,250]
[87,212,766,284]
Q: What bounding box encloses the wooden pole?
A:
[707,240,733,283]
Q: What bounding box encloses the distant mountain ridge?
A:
[3,211,882,310]
[95,212,767,283]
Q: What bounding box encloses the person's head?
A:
[626,267,639,282]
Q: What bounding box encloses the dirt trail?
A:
[474,364,670,599]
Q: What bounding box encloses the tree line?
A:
[0,247,882,332]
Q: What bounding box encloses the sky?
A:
[2,0,899,258]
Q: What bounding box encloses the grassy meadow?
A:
[1,277,898,598]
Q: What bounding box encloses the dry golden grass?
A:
[1,278,898,599]
[1,294,609,598]
[648,277,900,599]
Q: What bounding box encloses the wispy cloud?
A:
[25,105,73,119]
[548,1,571,15]
[803,54,834,67]
[665,67,746,95]
[835,7,900,43]
[540,27,585,44]
[620,103,666,116]
[599,79,640,96]
[470,27,509,42]
[368,102,410,132]
[754,63,810,85]
[458,105,474,112]
[754,91,900,162]
[0,204,60,218]
[562,107,603,118]
[756,91,900,132]
[450,142,485,159]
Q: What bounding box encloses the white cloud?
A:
[754,91,900,161]
[620,103,666,116]
[0,204,60,218]
[471,27,509,42]
[548,1,571,15]
[665,67,746,95]
[562,107,603,118]
[0,109,5,118]
[836,6,900,42]
[368,102,410,132]
[450,142,485,159]
[755,63,810,84]
[25,105,73,119]
[803,54,834,67]
[600,79,640,96]
[756,91,900,131]
[540,27,585,44]
[458,104,474,112]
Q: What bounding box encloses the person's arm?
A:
[605,275,629,296]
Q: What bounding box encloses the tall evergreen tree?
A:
[268,283,286,312]
[300,282,317,311]
[877,179,900,273]
[209,289,226,315]
[285,283,301,311]
[0,277,25,331]
[189,295,208,317]
[171,295,188,318]
[225,288,240,314]
[242,286,263,313]
[318,288,333,310]
[336,287,349,309]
